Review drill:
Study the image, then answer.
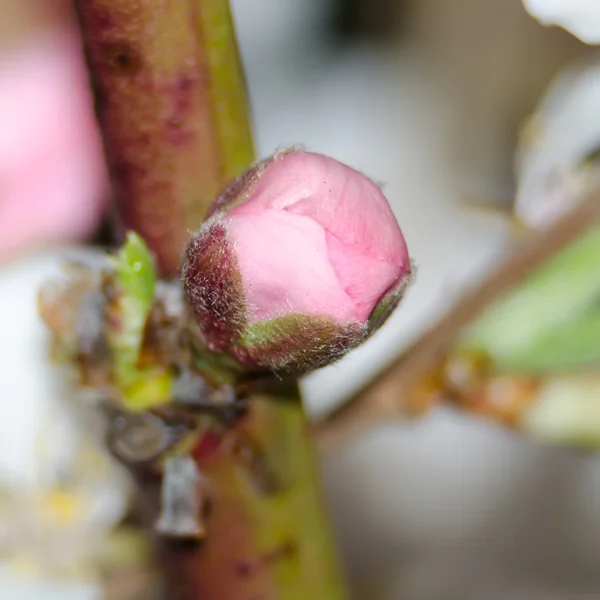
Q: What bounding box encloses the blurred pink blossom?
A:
[0,25,108,261]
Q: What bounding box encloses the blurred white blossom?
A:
[523,0,600,44]
[0,249,132,594]
[515,55,600,227]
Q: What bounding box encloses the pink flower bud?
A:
[182,149,411,373]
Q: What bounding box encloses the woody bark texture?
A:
[72,1,348,598]
[75,0,253,275]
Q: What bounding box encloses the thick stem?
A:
[159,397,346,600]
[73,1,347,598]
[75,0,253,275]
[125,395,347,600]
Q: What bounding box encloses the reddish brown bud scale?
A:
[181,220,246,350]
[207,148,289,218]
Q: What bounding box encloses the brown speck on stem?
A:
[104,42,143,74]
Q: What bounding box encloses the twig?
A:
[314,193,600,454]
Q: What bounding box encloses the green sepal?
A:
[368,270,412,331]
[240,314,364,373]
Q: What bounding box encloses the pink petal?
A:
[227,211,361,323]
[233,151,409,268]
[229,151,410,323]
[325,232,403,321]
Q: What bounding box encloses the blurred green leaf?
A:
[496,309,600,372]
[459,223,600,371]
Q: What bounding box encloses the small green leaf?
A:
[113,231,156,311]
[106,232,171,411]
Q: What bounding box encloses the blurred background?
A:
[3,0,600,598]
